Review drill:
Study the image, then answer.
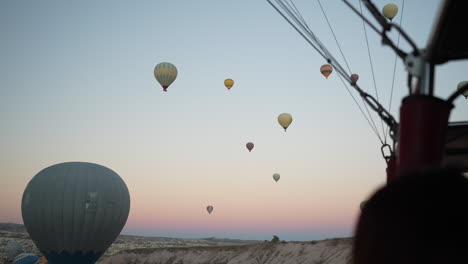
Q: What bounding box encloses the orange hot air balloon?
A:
[224,79,234,90]
[320,64,333,79]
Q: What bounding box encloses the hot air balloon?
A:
[278,113,293,131]
[207,205,214,214]
[457,81,468,98]
[154,62,178,92]
[382,4,398,21]
[273,173,280,182]
[351,73,359,84]
[246,142,254,152]
[224,79,234,90]
[21,162,131,264]
[320,64,333,79]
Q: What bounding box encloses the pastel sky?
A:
[1,0,467,241]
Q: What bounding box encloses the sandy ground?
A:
[98,238,352,264]
[0,223,352,264]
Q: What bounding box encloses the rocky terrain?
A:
[0,223,352,264]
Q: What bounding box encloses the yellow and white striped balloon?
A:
[154,62,178,92]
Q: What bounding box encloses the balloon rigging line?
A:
[267,0,328,60]
[358,0,386,143]
[337,73,385,144]
[317,0,382,141]
[267,0,398,140]
[385,0,405,141]
[270,0,384,141]
[317,0,352,74]
[273,0,351,80]
[342,0,418,59]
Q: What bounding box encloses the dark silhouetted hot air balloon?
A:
[320,64,333,79]
[278,113,293,131]
[21,162,131,264]
[457,81,468,98]
[351,74,359,84]
[273,173,280,182]
[382,4,398,21]
[154,62,178,92]
[246,142,254,152]
[207,205,214,214]
[224,79,234,90]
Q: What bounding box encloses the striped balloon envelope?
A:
[320,64,333,79]
[154,62,178,92]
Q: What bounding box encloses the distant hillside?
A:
[0,223,26,233]
[97,238,353,264]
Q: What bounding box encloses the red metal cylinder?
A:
[398,95,453,176]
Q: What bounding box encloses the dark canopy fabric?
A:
[425,0,468,64]
[444,122,468,172]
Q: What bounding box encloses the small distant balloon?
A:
[351,74,359,84]
[382,4,398,20]
[457,81,468,98]
[278,113,293,131]
[207,205,214,214]
[154,62,178,92]
[246,142,254,152]
[224,79,234,90]
[273,173,280,182]
[320,64,333,79]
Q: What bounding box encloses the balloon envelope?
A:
[273,173,280,182]
[351,74,359,84]
[207,205,214,214]
[246,142,254,152]
[457,81,468,98]
[224,79,234,90]
[382,4,398,20]
[154,62,178,92]
[278,113,293,131]
[21,162,131,264]
[320,64,333,79]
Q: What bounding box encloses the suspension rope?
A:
[385,0,405,140]
[358,0,387,143]
[266,0,398,139]
[337,74,385,144]
[267,0,328,59]
[317,0,353,74]
[316,0,383,141]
